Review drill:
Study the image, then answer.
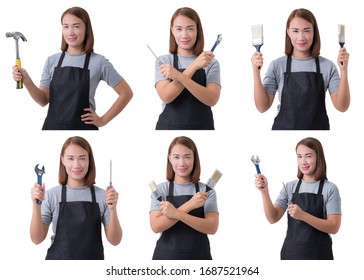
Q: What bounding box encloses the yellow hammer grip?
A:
[15,58,23,89]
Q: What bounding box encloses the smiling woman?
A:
[11,6,133,130]
[251,8,350,130]
[29,136,122,259]
[254,137,342,260]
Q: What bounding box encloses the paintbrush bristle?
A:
[251,24,264,50]
[338,24,345,46]
[206,169,223,188]
[148,181,157,192]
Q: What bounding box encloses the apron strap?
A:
[173,53,179,69]
[61,185,67,202]
[315,57,321,73]
[83,53,91,70]
[317,180,325,195]
[195,182,200,192]
[57,52,66,67]
[286,55,292,73]
[90,185,96,203]
[294,179,302,194]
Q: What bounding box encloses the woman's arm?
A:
[29,183,49,244]
[330,47,350,112]
[82,79,133,127]
[104,187,122,245]
[13,66,50,106]
[287,205,341,234]
[156,51,220,106]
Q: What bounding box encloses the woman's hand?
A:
[31,183,45,204]
[251,51,263,71]
[12,65,29,83]
[106,187,119,208]
[287,204,305,220]
[192,51,214,69]
[81,108,105,127]
[255,174,268,190]
[159,201,179,219]
[159,64,181,81]
[338,47,349,70]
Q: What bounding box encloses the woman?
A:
[251,8,350,130]
[154,7,221,130]
[255,137,341,259]
[150,136,219,259]
[13,7,133,130]
[30,136,122,259]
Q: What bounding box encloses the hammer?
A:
[5,31,27,89]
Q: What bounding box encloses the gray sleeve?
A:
[326,184,341,215]
[39,56,52,89]
[99,56,123,88]
[206,59,221,86]
[204,187,219,214]
[325,61,340,94]
[263,60,280,95]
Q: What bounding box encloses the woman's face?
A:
[287,16,314,58]
[171,15,197,56]
[61,144,89,186]
[296,144,317,181]
[169,143,194,183]
[62,13,86,54]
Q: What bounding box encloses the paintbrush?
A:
[338,24,345,65]
[205,169,223,188]
[251,24,263,69]
[149,180,162,201]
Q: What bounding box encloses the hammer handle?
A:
[15,58,23,89]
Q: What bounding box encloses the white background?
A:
[0,0,362,279]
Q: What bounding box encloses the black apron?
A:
[152,182,212,260]
[42,52,98,130]
[281,180,333,260]
[272,56,330,130]
[45,185,104,260]
[155,54,214,130]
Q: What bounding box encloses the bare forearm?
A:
[253,72,271,112]
[23,78,49,106]
[261,192,283,224]
[105,209,122,245]
[300,213,341,234]
[178,212,218,234]
[30,205,48,244]
[332,70,350,112]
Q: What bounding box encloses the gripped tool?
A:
[338,24,345,65]
[147,44,162,65]
[251,155,264,189]
[251,155,261,174]
[251,24,263,69]
[206,169,223,188]
[211,34,222,52]
[149,180,162,201]
[107,160,113,205]
[5,31,27,89]
[34,164,45,205]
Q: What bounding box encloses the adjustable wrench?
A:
[34,164,45,205]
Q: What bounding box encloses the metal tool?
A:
[211,34,222,52]
[5,31,27,89]
[107,160,113,205]
[34,164,45,205]
[251,155,261,174]
[147,44,162,65]
[206,169,223,188]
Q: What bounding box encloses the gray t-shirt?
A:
[40,52,124,110]
[154,54,221,111]
[150,181,218,214]
[264,55,340,111]
[41,185,109,242]
[275,179,341,216]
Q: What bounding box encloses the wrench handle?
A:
[255,165,261,174]
[15,58,23,89]
[36,174,42,205]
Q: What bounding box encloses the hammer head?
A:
[5,31,27,42]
